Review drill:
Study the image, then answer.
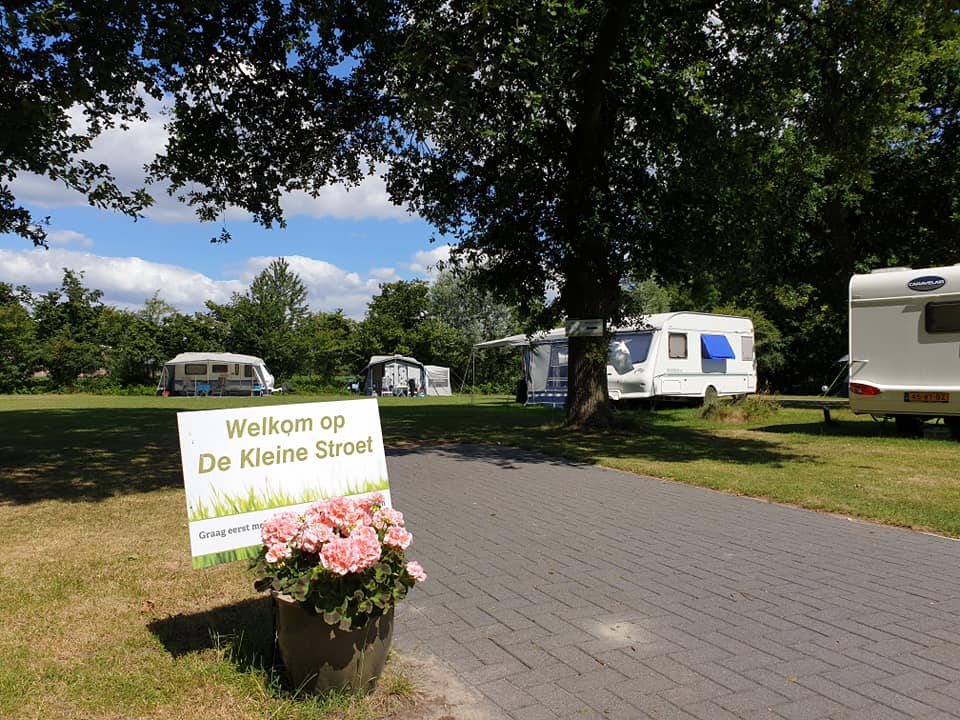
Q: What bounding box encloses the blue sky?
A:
[0,103,450,320]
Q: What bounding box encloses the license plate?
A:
[904,392,950,403]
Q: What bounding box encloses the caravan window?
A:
[668,333,687,359]
[925,301,960,334]
[184,364,207,376]
[243,365,253,377]
[609,333,653,364]
[211,364,228,374]
[741,336,755,361]
[546,344,568,389]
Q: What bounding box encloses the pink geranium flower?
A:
[265,542,292,564]
[261,510,300,548]
[298,520,337,553]
[373,507,404,529]
[405,561,427,583]
[321,496,367,531]
[320,526,382,575]
[384,525,413,550]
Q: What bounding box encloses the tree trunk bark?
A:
[565,334,612,429]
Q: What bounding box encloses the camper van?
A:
[848,264,960,432]
[476,312,757,407]
[156,352,275,397]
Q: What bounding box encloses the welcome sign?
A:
[177,398,389,569]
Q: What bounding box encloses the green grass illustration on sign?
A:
[188,476,390,521]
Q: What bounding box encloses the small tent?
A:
[156,352,275,397]
[360,355,452,396]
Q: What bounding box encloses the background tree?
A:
[0,283,38,392]
[655,1,960,391]
[427,270,521,391]
[207,258,310,380]
[356,280,433,361]
[355,278,471,382]
[300,310,362,380]
[104,293,176,386]
[31,269,107,387]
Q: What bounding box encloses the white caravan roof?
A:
[850,264,960,302]
[360,354,424,372]
[165,352,270,366]
[474,312,752,349]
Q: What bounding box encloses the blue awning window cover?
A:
[701,334,735,360]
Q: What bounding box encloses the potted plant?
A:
[250,493,427,693]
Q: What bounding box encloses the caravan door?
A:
[606,332,655,400]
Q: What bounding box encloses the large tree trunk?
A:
[565,334,612,428]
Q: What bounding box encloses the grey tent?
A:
[360,355,452,396]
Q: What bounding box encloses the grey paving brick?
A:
[658,675,732,708]
[481,678,530,711]
[714,686,792,714]
[509,661,581,689]
[795,673,874,709]
[828,704,913,719]
[854,682,938,716]
[739,668,814,702]
[774,695,847,719]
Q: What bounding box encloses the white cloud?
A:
[0,247,393,319]
[281,181,414,223]
[369,267,400,283]
[46,230,94,249]
[406,244,452,278]
[10,97,417,226]
[0,248,242,312]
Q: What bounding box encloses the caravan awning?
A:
[473,329,567,349]
[701,334,736,359]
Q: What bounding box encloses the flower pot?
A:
[273,593,394,694]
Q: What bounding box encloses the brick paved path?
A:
[388,444,960,720]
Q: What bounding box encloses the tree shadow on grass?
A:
[383,403,806,470]
[0,407,185,505]
[752,416,910,439]
[147,596,276,675]
[0,401,805,506]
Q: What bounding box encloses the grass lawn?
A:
[1,392,958,719]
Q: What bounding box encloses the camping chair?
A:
[214,376,226,396]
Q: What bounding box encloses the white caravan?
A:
[156,352,275,396]
[476,312,757,406]
[848,264,960,431]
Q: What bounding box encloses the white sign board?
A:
[565,319,605,337]
[177,398,389,568]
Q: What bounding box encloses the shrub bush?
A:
[699,394,779,422]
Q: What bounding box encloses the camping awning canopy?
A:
[473,329,567,349]
[701,334,736,360]
[165,352,269,366]
[359,354,424,373]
